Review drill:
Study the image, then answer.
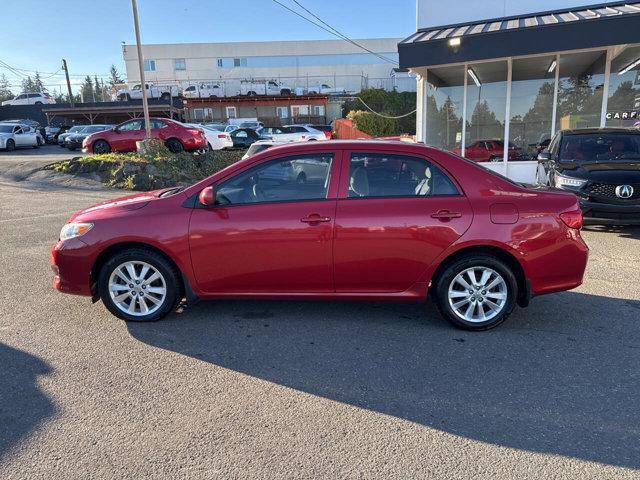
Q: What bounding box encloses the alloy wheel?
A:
[108,261,167,317]
[447,267,508,323]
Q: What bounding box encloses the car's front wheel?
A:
[98,248,182,322]
[93,140,111,154]
[165,138,184,153]
[433,255,517,330]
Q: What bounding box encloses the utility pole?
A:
[131,0,152,140]
[62,59,73,106]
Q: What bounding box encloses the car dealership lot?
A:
[0,170,639,478]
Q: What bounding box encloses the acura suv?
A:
[537,128,640,225]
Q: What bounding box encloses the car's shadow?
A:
[126,292,640,469]
[584,225,640,240]
[0,343,55,459]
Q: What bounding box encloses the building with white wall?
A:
[401,0,640,182]
[122,38,413,95]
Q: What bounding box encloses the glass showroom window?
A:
[555,50,606,130]
[174,58,186,71]
[464,61,508,161]
[509,55,557,160]
[143,59,156,72]
[425,65,465,152]
[606,45,640,127]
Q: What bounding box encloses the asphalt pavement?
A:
[0,149,639,479]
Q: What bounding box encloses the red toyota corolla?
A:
[51,141,588,330]
[82,117,206,154]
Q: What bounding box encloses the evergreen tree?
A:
[94,75,103,101]
[33,71,45,92]
[21,75,36,92]
[80,75,94,102]
[108,64,124,89]
[0,74,13,102]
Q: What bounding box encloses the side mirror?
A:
[198,185,216,207]
[112,126,119,133]
[537,149,551,161]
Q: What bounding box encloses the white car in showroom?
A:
[1,92,56,106]
[0,123,39,150]
[184,123,233,150]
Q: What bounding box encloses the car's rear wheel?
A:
[98,248,182,322]
[93,140,111,154]
[165,138,184,153]
[433,255,517,330]
[6,139,15,151]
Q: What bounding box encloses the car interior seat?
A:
[349,166,370,197]
[414,167,432,196]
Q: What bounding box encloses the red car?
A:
[452,140,519,162]
[82,117,206,154]
[51,141,588,330]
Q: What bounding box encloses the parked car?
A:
[191,124,233,150]
[305,124,333,139]
[451,140,519,162]
[256,126,305,143]
[0,123,39,150]
[536,127,640,225]
[45,126,70,144]
[65,125,113,150]
[284,125,329,141]
[51,141,589,330]
[239,80,292,96]
[82,118,206,154]
[242,139,290,159]
[58,126,88,147]
[224,125,238,133]
[1,118,46,139]
[295,84,345,95]
[1,92,55,106]
[116,83,181,101]
[229,128,261,149]
[238,121,264,130]
[183,83,224,98]
[204,123,227,132]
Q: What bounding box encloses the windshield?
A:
[560,133,640,162]
[85,125,109,133]
[204,124,225,131]
[0,125,14,133]
[69,126,85,133]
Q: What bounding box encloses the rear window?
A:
[559,133,640,161]
[310,125,331,132]
[245,143,274,157]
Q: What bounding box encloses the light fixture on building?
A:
[618,57,640,75]
[467,68,481,87]
[448,37,461,47]
[547,59,557,73]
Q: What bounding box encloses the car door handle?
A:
[431,210,462,220]
[301,214,331,223]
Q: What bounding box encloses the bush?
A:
[347,110,397,137]
[342,88,416,136]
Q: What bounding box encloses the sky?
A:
[0,0,414,94]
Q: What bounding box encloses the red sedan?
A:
[82,117,206,154]
[452,140,519,162]
[51,141,588,330]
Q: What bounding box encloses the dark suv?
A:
[537,128,640,225]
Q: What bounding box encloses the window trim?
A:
[200,153,338,209]
[338,151,463,200]
[173,58,186,71]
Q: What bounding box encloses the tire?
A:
[6,139,15,152]
[308,138,317,141]
[165,138,184,153]
[35,101,43,105]
[433,255,518,331]
[280,89,291,96]
[67,146,76,151]
[98,248,182,322]
[160,93,170,101]
[207,142,213,151]
[93,140,111,154]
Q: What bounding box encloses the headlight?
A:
[60,222,93,241]
[554,173,587,189]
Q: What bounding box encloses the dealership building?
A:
[400,0,640,182]
[122,38,410,95]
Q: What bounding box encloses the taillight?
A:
[187,128,202,136]
[560,210,583,230]
[217,134,226,139]
[324,131,332,139]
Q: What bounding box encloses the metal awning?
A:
[399,1,640,68]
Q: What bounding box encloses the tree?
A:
[108,64,124,89]
[80,75,94,102]
[0,74,13,103]
[607,81,637,111]
[21,75,36,93]
[469,100,502,140]
[94,75,104,102]
[33,71,45,92]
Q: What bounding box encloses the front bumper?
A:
[580,199,640,225]
[66,140,83,149]
[50,239,95,297]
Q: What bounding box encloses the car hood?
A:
[69,191,163,221]
[558,160,640,183]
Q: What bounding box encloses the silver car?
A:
[0,123,39,151]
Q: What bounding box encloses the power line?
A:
[290,0,398,65]
[271,0,398,66]
[356,96,416,119]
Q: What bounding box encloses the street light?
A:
[131,0,152,141]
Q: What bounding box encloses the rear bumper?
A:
[580,199,640,225]
[183,137,207,151]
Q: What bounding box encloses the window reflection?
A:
[509,56,556,160]
[425,66,464,151]
[606,45,640,128]
[556,51,606,130]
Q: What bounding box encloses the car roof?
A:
[561,127,640,135]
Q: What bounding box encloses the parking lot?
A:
[0,151,639,479]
